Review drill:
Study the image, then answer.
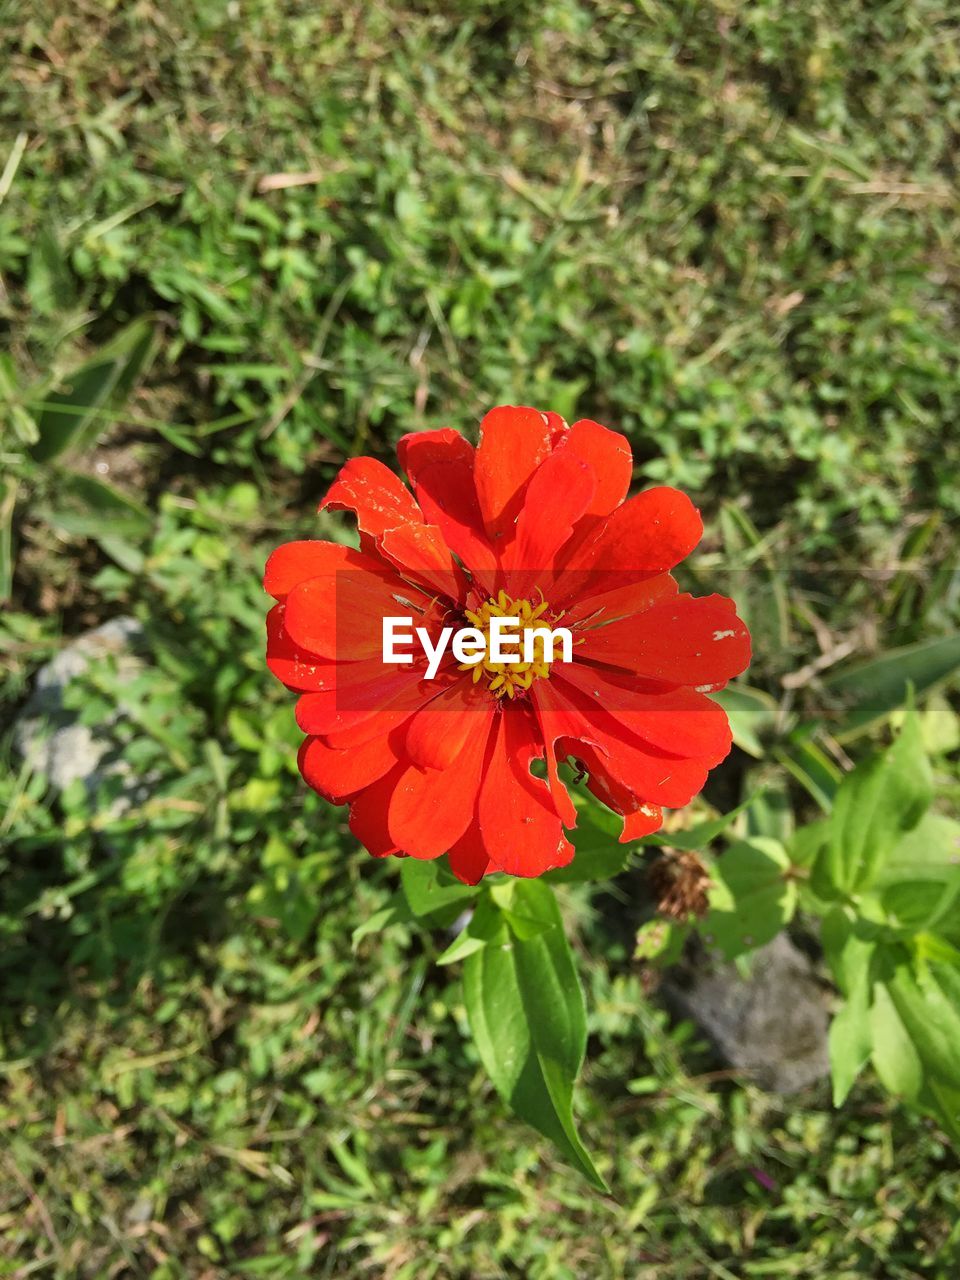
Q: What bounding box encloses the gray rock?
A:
[665,933,830,1093]
[14,617,145,806]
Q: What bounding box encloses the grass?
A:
[1,1,959,1275]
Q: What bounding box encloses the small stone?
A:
[14,617,147,811]
[663,933,830,1094]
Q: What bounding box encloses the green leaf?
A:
[923,1078,960,1145]
[818,710,933,896]
[47,471,153,538]
[634,918,689,965]
[645,795,755,852]
[701,838,797,960]
[0,353,38,445]
[0,476,16,602]
[875,812,960,889]
[97,535,146,574]
[744,771,794,844]
[31,317,157,462]
[829,991,872,1106]
[400,859,479,920]
[820,907,877,997]
[436,897,502,965]
[718,502,791,653]
[882,879,960,933]
[462,880,606,1190]
[824,635,960,739]
[888,960,960,1087]
[870,979,922,1102]
[789,817,829,869]
[26,226,75,316]
[351,894,412,951]
[544,804,629,883]
[712,684,778,759]
[775,737,842,811]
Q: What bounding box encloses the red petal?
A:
[318,456,423,539]
[532,678,711,809]
[387,703,496,858]
[398,427,474,480]
[478,707,574,878]
[557,663,732,764]
[349,765,405,857]
[563,573,678,628]
[541,411,569,443]
[447,824,492,885]
[404,676,490,770]
[264,540,355,601]
[298,732,400,803]
[573,743,665,842]
[378,523,468,603]
[296,664,447,747]
[621,806,664,842]
[401,433,498,586]
[555,418,632,517]
[283,552,429,659]
[555,487,703,603]
[326,675,453,750]
[529,687,579,830]
[265,603,336,692]
[473,406,555,543]
[576,593,751,685]
[502,449,596,582]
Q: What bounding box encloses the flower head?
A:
[264,406,750,883]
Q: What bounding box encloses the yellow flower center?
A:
[460,589,560,699]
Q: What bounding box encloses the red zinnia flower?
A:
[264,406,750,884]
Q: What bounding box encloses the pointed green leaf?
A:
[820,907,877,998]
[875,812,960,889]
[47,471,152,538]
[27,226,75,316]
[462,880,606,1190]
[818,710,933,896]
[888,961,960,1087]
[32,318,157,462]
[0,476,16,602]
[882,878,960,933]
[436,897,502,965]
[789,817,829,869]
[701,838,797,960]
[351,894,412,951]
[645,795,755,852]
[712,684,777,758]
[870,979,922,1102]
[829,991,872,1107]
[824,635,960,738]
[400,858,479,920]
[923,1078,960,1145]
[775,737,842,811]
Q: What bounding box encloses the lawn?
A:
[1,1,959,1276]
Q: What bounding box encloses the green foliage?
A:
[2,313,160,578]
[702,838,798,961]
[819,709,933,896]
[462,879,605,1190]
[823,636,960,738]
[701,710,960,1146]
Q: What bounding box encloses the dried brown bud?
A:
[647,850,712,921]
